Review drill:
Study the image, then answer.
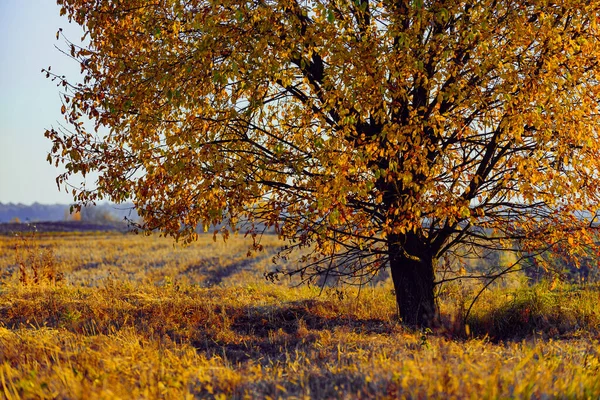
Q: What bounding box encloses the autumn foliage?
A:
[46,0,600,326]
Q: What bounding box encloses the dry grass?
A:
[0,232,599,399]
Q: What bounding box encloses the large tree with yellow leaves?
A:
[47,0,600,326]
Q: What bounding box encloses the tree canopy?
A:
[47,0,600,326]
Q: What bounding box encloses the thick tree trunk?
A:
[389,234,437,327]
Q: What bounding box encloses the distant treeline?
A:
[0,202,138,224]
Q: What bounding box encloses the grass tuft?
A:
[466,281,600,341]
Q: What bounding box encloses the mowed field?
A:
[0,231,599,399]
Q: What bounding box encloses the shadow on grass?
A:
[191,299,398,364]
[0,289,397,365]
[1,282,597,360]
[181,252,274,287]
[232,300,395,336]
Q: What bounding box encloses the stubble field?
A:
[0,230,599,399]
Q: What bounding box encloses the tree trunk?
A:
[389,234,437,327]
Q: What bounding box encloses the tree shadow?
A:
[182,253,274,287]
[190,299,398,364]
[232,300,395,336]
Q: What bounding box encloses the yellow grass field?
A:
[0,231,599,399]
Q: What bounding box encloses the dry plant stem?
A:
[12,230,62,286]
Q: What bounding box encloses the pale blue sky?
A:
[0,0,88,204]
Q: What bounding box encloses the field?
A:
[0,230,599,399]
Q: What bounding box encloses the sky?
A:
[0,0,89,205]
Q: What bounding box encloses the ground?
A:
[0,228,599,398]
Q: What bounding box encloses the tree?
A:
[46,0,600,327]
[71,210,82,221]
